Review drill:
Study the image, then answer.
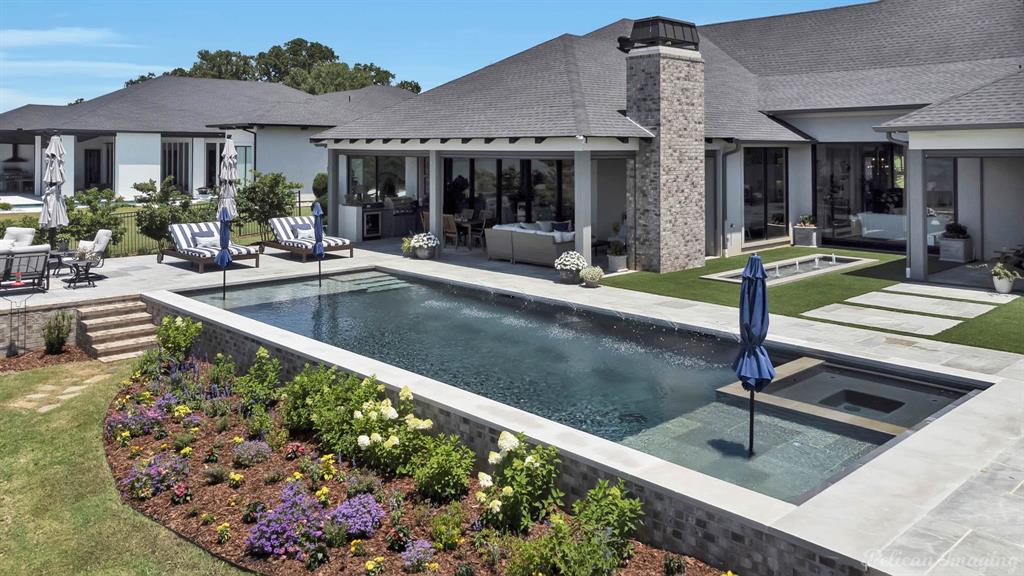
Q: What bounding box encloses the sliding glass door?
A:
[743,147,788,243]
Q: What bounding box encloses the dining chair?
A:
[443,214,463,249]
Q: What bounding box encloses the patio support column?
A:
[906,148,927,281]
[326,149,339,236]
[61,135,76,197]
[429,149,443,252]
[574,150,593,263]
[33,135,42,196]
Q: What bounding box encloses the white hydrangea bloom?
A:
[501,486,514,497]
[497,431,520,453]
[399,386,414,401]
[487,451,503,465]
[478,472,493,488]
[382,406,399,420]
[370,432,382,444]
[357,435,370,449]
[353,410,364,420]
[383,435,400,448]
[487,499,502,513]
[475,491,488,503]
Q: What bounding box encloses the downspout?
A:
[241,127,257,174]
[721,138,742,256]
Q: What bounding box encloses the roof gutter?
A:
[886,131,909,147]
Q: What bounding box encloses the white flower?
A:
[410,232,440,249]
[399,386,413,401]
[478,472,493,489]
[353,410,364,420]
[370,432,382,444]
[383,435,400,449]
[487,499,502,513]
[487,451,503,465]
[497,431,520,453]
[417,418,433,431]
[357,435,370,450]
[368,411,379,421]
[524,455,538,468]
[475,491,488,503]
[382,407,399,420]
[554,250,587,271]
[501,486,514,497]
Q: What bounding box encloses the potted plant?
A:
[410,232,439,259]
[580,265,604,288]
[939,223,973,263]
[991,262,1021,294]
[554,251,587,284]
[607,241,627,272]
[793,214,818,247]
[400,236,413,258]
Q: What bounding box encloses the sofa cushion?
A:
[518,222,540,231]
[0,239,15,252]
[552,221,572,232]
[536,221,554,232]
[2,227,35,247]
[553,231,575,243]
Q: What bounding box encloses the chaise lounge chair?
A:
[162,222,260,273]
[263,216,353,261]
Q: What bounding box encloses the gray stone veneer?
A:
[0,303,79,353]
[144,292,874,576]
[627,46,706,273]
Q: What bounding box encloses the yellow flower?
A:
[179,446,193,456]
[399,386,413,401]
[291,471,303,481]
[374,556,384,562]
[364,560,376,570]
[232,436,243,444]
[427,562,440,571]
[475,491,488,503]
[173,405,191,418]
[488,499,502,513]
[350,539,363,552]
[315,486,330,504]
[722,572,739,576]
[501,486,514,497]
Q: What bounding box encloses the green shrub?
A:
[132,348,163,382]
[572,480,644,559]
[454,564,475,576]
[345,469,382,498]
[244,404,274,439]
[263,469,285,485]
[235,347,280,408]
[156,316,203,362]
[205,353,236,391]
[173,432,197,452]
[42,310,74,355]
[505,515,620,576]
[134,176,214,250]
[415,434,474,503]
[60,186,125,247]
[281,363,340,433]
[664,554,686,575]
[430,502,466,551]
[203,465,229,485]
[308,372,379,454]
[480,431,563,533]
[237,171,301,242]
[202,397,231,418]
[312,172,328,209]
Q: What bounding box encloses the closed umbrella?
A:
[218,138,239,219]
[733,253,775,457]
[38,135,69,246]
[312,201,325,287]
[215,206,232,300]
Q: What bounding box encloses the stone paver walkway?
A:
[847,292,996,319]
[4,362,114,413]
[803,303,963,335]
[884,282,1019,305]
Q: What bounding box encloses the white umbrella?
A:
[218,138,239,219]
[38,135,69,232]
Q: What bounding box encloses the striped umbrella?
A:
[38,135,69,242]
[218,137,239,219]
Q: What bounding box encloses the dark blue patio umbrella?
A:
[215,206,233,300]
[312,201,325,287]
[733,253,775,457]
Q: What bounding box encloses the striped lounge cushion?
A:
[279,236,350,250]
[169,222,258,259]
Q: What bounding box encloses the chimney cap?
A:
[628,16,699,51]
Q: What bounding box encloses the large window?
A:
[161,141,191,192]
[815,142,905,249]
[443,158,573,224]
[743,147,788,243]
[924,157,956,248]
[348,156,406,202]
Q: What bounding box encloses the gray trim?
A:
[925,149,1024,158]
[877,122,1024,132]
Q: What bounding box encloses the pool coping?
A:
[700,253,879,287]
[146,259,1024,574]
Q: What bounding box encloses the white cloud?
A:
[0,87,70,112]
[0,27,135,49]
[1,60,167,78]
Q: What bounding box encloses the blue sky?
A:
[0,0,862,112]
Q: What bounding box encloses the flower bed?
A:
[103,316,721,576]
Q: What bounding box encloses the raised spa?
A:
[191,270,962,503]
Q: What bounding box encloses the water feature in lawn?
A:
[702,253,877,286]
[191,270,946,502]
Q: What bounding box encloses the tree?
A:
[134,177,214,250]
[186,49,257,81]
[125,72,157,87]
[67,97,85,106]
[61,187,125,246]
[257,38,337,84]
[352,63,395,86]
[237,172,301,241]
[396,80,422,94]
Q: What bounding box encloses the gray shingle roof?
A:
[207,85,416,128]
[878,71,1024,131]
[312,30,656,141]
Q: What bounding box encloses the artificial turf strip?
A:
[601,246,1023,355]
[0,361,243,576]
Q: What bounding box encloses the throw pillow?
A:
[553,231,575,243]
[0,239,15,251]
[295,227,315,241]
[194,232,220,249]
[77,240,96,252]
[536,221,554,232]
[552,221,572,232]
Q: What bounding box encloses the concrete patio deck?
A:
[8,240,1023,575]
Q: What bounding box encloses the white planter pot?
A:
[993,277,1015,294]
[559,269,580,284]
[792,226,819,247]
[607,254,628,272]
[414,247,434,259]
[583,279,600,288]
[939,237,973,263]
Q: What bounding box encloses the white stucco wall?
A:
[981,156,1024,259]
[254,126,326,193]
[955,158,983,261]
[114,132,160,200]
[780,109,913,142]
[787,144,813,225]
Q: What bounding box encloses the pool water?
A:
[194,271,898,502]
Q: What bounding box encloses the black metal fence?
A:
[106,208,298,257]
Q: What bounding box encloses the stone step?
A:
[76,300,147,320]
[82,323,158,346]
[80,311,154,332]
[98,349,149,363]
[87,335,157,359]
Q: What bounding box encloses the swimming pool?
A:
[191,270,959,502]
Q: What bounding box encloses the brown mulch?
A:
[0,346,91,373]
[104,382,720,576]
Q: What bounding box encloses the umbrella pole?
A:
[222,269,226,300]
[318,260,322,288]
[748,390,755,457]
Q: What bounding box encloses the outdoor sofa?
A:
[0,227,50,291]
[484,222,575,267]
[264,216,353,261]
[162,222,260,273]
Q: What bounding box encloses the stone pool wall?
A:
[145,292,876,576]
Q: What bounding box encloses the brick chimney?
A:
[623,17,705,273]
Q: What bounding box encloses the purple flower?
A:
[327,493,385,538]
[105,406,162,439]
[245,482,325,560]
[233,440,272,468]
[155,392,180,414]
[121,453,189,500]
[401,539,434,571]
[182,413,203,429]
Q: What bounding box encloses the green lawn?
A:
[0,361,242,576]
[603,246,1023,355]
